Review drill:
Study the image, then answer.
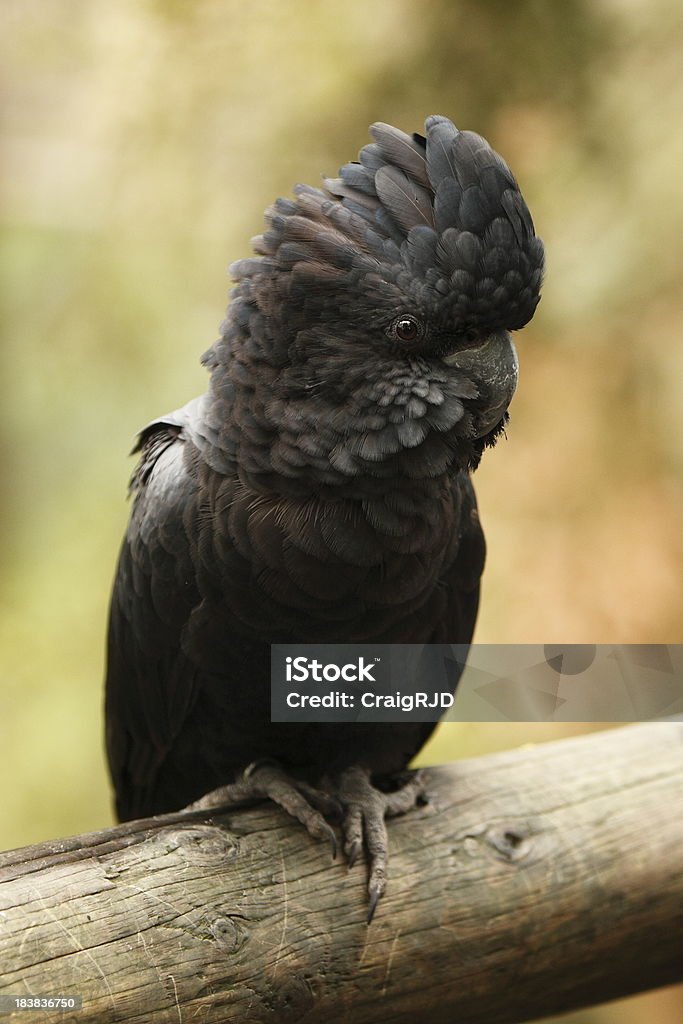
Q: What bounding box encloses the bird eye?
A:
[388,315,423,344]
[462,326,480,345]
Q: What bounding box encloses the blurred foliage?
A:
[1,2,682,1018]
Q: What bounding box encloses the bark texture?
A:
[1,722,682,1023]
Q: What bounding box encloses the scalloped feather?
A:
[369,122,430,186]
[375,165,435,232]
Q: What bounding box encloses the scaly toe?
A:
[184,761,339,859]
[383,769,427,817]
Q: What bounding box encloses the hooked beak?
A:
[442,330,519,437]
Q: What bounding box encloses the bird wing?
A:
[402,471,485,758]
[105,414,203,820]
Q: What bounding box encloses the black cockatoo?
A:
[105,115,544,919]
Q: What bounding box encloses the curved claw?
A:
[347,839,361,870]
[326,824,338,861]
[336,766,427,922]
[367,886,381,925]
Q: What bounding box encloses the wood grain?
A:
[1,722,682,1023]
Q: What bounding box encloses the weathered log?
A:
[0,722,681,1023]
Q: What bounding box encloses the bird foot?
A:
[335,766,427,923]
[185,759,341,858]
[186,761,425,923]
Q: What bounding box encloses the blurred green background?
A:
[2,1,682,1019]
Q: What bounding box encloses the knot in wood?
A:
[160,825,239,863]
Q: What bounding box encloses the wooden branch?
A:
[1,722,682,1023]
